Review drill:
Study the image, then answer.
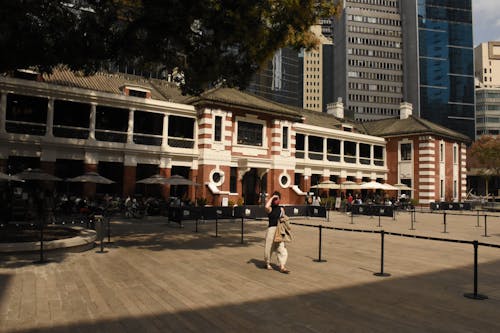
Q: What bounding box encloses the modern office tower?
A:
[475,41,500,88]
[475,87,500,136]
[401,0,474,140]
[333,0,404,121]
[333,0,474,139]
[246,47,302,107]
[303,25,334,112]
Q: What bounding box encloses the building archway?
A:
[242,168,266,205]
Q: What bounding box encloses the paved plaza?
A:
[1,210,500,332]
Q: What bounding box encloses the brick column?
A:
[123,166,136,197]
[189,168,198,203]
[83,164,97,198]
[159,167,171,199]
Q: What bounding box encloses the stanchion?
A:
[409,209,415,230]
[240,215,244,244]
[95,215,106,253]
[195,217,199,233]
[377,210,382,227]
[313,225,327,263]
[464,241,488,300]
[476,210,480,227]
[374,230,391,277]
[107,216,111,243]
[34,217,47,264]
[350,211,354,224]
[442,212,448,233]
[213,213,220,238]
[483,215,489,237]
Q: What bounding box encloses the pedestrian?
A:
[264,191,290,274]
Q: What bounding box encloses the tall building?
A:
[333,0,404,121]
[333,0,474,139]
[401,0,474,140]
[246,47,302,107]
[475,87,500,136]
[474,41,500,88]
[303,25,334,112]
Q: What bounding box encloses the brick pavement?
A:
[1,212,500,332]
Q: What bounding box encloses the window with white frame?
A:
[214,116,222,142]
[400,143,412,161]
[453,145,458,164]
[440,142,444,162]
[282,126,289,149]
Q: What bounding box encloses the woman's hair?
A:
[272,191,281,198]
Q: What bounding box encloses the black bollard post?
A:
[350,210,354,224]
[96,215,106,253]
[107,217,111,243]
[374,230,391,277]
[195,217,198,233]
[240,215,244,244]
[476,210,480,227]
[36,217,45,263]
[213,212,220,238]
[410,209,415,230]
[377,210,382,227]
[442,212,448,233]
[464,241,488,300]
[483,215,489,237]
[314,225,327,262]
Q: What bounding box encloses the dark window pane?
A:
[237,121,263,146]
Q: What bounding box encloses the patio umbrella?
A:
[137,174,169,185]
[67,172,114,184]
[164,175,199,186]
[339,181,361,190]
[0,171,24,182]
[360,181,386,190]
[393,183,413,191]
[16,168,62,181]
[311,180,340,189]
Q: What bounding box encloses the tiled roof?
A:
[361,116,470,142]
[42,69,185,103]
[183,87,303,119]
[300,108,367,133]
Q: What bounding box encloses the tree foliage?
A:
[468,135,500,176]
[0,0,339,94]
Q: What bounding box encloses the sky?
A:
[473,0,500,46]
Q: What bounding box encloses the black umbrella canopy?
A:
[165,175,199,186]
[0,171,24,182]
[136,174,169,185]
[16,168,62,181]
[67,172,115,184]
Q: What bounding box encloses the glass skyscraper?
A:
[403,0,474,139]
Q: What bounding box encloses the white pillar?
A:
[127,109,134,144]
[304,135,309,160]
[356,142,360,164]
[46,98,54,137]
[89,104,96,140]
[161,114,169,148]
[323,137,327,161]
[0,92,6,134]
[340,139,344,162]
[370,144,374,166]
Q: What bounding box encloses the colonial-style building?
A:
[0,70,469,205]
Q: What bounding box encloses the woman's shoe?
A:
[279,267,290,274]
[266,263,273,270]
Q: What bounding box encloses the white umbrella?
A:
[393,183,413,191]
[360,181,386,190]
[311,180,340,189]
[340,181,361,190]
[165,175,199,186]
[137,174,169,185]
[0,171,24,182]
[67,172,114,184]
[16,168,62,181]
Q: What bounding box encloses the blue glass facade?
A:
[417,0,474,139]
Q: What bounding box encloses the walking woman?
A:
[264,191,290,274]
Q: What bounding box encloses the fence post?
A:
[442,212,448,233]
[314,225,327,263]
[377,209,382,227]
[464,241,488,300]
[34,217,46,264]
[476,210,480,227]
[409,209,415,230]
[374,230,391,277]
[350,210,354,224]
[96,215,106,253]
[107,216,111,243]
[195,217,198,233]
[213,212,220,238]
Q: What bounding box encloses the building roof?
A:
[42,69,186,103]
[361,116,471,143]
[300,108,366,133]
[182,87,303,119]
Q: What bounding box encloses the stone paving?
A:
[1,210,500,332]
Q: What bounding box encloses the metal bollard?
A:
[314,225,327,262]
[195,217,199,233]
[483,215,489,237]
[350,210,354,224]
[107,217,111,243]
[374,230,391,277]
[213,213,220,238]
[240,215,244,244]
[442,212,448,233]
[95,215,106,253]
[409,209,415,231]
[476,210,480,227]
[464,241,488,300]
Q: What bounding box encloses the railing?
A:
[53,125,89,139]
[327,153,341,162]
[133,132,162,146]
[168,136,195,148]
[308,151,323,160]
[95,129,127,143]
[5,120,46,136]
